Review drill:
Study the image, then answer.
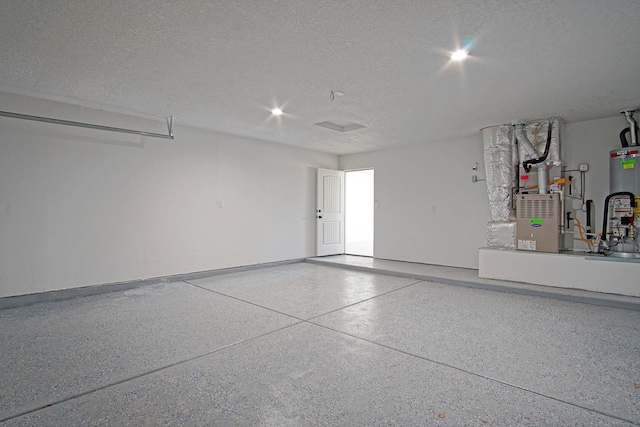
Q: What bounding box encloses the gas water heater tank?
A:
[610,148,640,194]
[608,147,640,257]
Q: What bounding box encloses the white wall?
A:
[340,115,635,269]
[0,92,338,297]
[340,136,491,269]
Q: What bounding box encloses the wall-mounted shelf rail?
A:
[0,110,174,140]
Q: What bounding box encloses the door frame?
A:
[344,168,375,257]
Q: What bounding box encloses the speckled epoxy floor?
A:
[1,262,639,426]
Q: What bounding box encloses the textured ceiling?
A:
[1,0,639,154]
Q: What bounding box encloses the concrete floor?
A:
[1,261,639,426]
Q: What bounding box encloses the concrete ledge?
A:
[307,257,640,311]
[479,248,640,297]
[0,259,304,310]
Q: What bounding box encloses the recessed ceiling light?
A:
[451,49,468,61]
[271,108,283,116]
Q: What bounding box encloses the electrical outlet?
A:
[579,163,589,172]
[217,200,224,208]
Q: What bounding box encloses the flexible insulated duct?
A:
[482,124,517,248]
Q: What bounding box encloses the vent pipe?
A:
[621,110,638,147]
[513,120,553,194]
[513,122,537,157]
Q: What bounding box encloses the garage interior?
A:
[1,1,639,425]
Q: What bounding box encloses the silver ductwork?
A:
[482,118,563,249]
[482,124,517,249]
[515,118,562,167]
[514,118,562,195]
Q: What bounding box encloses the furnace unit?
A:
[516,194,561,253]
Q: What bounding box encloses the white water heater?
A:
[607,147,640,257]
[610,148,640,193]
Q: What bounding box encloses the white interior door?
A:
[316,168,345,256]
